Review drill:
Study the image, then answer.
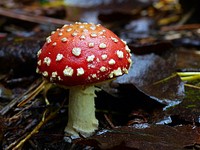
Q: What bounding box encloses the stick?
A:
[0,7,72,25]
[10,108,60,150]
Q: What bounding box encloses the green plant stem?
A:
[180,75,200,81]
[184,84,200,90]
[177,72,200,81]
[177,72,200,76]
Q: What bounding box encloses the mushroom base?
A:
[65,85,99,138]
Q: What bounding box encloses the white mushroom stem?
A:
[65,85,99,137]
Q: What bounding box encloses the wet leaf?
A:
[0,0,200,149]
[176,48,200,71]
[77,125,200,150]
[166,86,200,123]
[0,35,45,76]
[166,46,200,123]
[109,49,185,106]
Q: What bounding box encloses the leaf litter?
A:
[0,0,200,149]
[76,125,200,150]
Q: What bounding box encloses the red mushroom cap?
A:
[36,22,132,86]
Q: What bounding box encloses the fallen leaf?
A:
[111,50,185,106]
[76,125,200,150]
[166,86,200,123]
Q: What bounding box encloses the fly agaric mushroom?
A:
[36,22,132,137]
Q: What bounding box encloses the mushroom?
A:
[36,22,132,137]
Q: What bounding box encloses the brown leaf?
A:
[176,48,200,71]
[0,35,45,76]
[166,86,200,123]
[110,50,185,106]
[77,125,200,150]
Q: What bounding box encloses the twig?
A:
[184,84,200,90]
[153,73,178,85]
[5,133,29,150]
[17,79,47,107]
[9,98,40,122]
[0,7,72,25]
[104,114,115,129]
[176,8,195,26]
[161,23,200,32]
[0,79,45,115]
[42,83,53,106]
[10,108,60,150]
